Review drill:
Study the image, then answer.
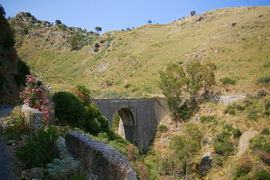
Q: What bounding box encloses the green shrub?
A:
[213,131,234,157]
[99,39,106,44]
[261,128,270,135]
[111,113,120,133]
[232,128,242,138]
[257,76,270,84]
[16,60,30,85]
[158,125,168,132]
[184,123,203,145]
[247,111,259,121]
[253,169,270,180]
[174,102,194,121]
[224,103,244,115]
[220,77,236,85]
[84,102,108,135]
[53,92,87,127]
[52,91,108,135]
[16,127,59,168]
[250,135,270,153]
[200,115,216,123]
[223,124,234,132]
[263,62,270,68]
[124,83,131,88]
[213,154,224,166]
[74,85,92,105]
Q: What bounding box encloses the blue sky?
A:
[1,0,270,32]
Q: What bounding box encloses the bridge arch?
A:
[91,98,168,151]
[113,107,136,145]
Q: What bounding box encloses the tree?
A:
[148,20,152,24]
[190,10,196,16]
[0,4,5,17]
[95,26,102,33]
[55,19,62,25]
[159,63,188,121]
[159,60,216,122]
[69,34,80,50]
[170,135,200,180]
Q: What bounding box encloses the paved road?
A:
[0,105,14,119]
[0,105,17,180]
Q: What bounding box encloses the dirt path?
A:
[237,129,258,156]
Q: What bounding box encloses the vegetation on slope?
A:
[11,6,270,98]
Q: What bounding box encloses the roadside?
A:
[0,105,18,180]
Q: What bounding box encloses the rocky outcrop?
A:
[65,131,137,180]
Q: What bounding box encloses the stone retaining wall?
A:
[21,104,44,131]
[65,131,137,180]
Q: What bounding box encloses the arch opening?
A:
[111,108,135,144]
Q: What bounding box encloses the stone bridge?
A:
[92,98,169,151]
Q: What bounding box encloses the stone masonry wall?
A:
[65,131,137,180]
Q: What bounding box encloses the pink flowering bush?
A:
[20,75,50,120]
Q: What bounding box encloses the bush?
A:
[94,43,100,48]
[220,77,236,85]
[247,111,259,121]
[200,115,216,123]
[55,20,62,25]
[258,90,268,98]
[14,60,30,87]
[47,138,81,180]
[16,127,59,168]
[253,169,270,180]
[232,128,242,138]
[6,106,30,140]
[111,113,120,133]
[224,103,244,115]
[213,154,224,166]
[158,125,168,132]
[223,124,234,132]
[261,128,270,135]
[124,83,131,88]
[257,76,270,84]
[53,91,108,135]
[213,131,234,157]
[250,135,267,151]
[53,92,87,127]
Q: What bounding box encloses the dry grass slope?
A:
[14,6,270,97]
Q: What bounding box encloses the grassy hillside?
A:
[12,6,270,97]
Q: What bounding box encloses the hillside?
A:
[11,6,270,97]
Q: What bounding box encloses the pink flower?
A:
[23,99,30,103]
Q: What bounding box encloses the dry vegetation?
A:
[11,6,270,98]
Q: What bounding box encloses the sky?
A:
[1,0,270,32]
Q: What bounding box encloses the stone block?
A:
[22,104,44,131]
